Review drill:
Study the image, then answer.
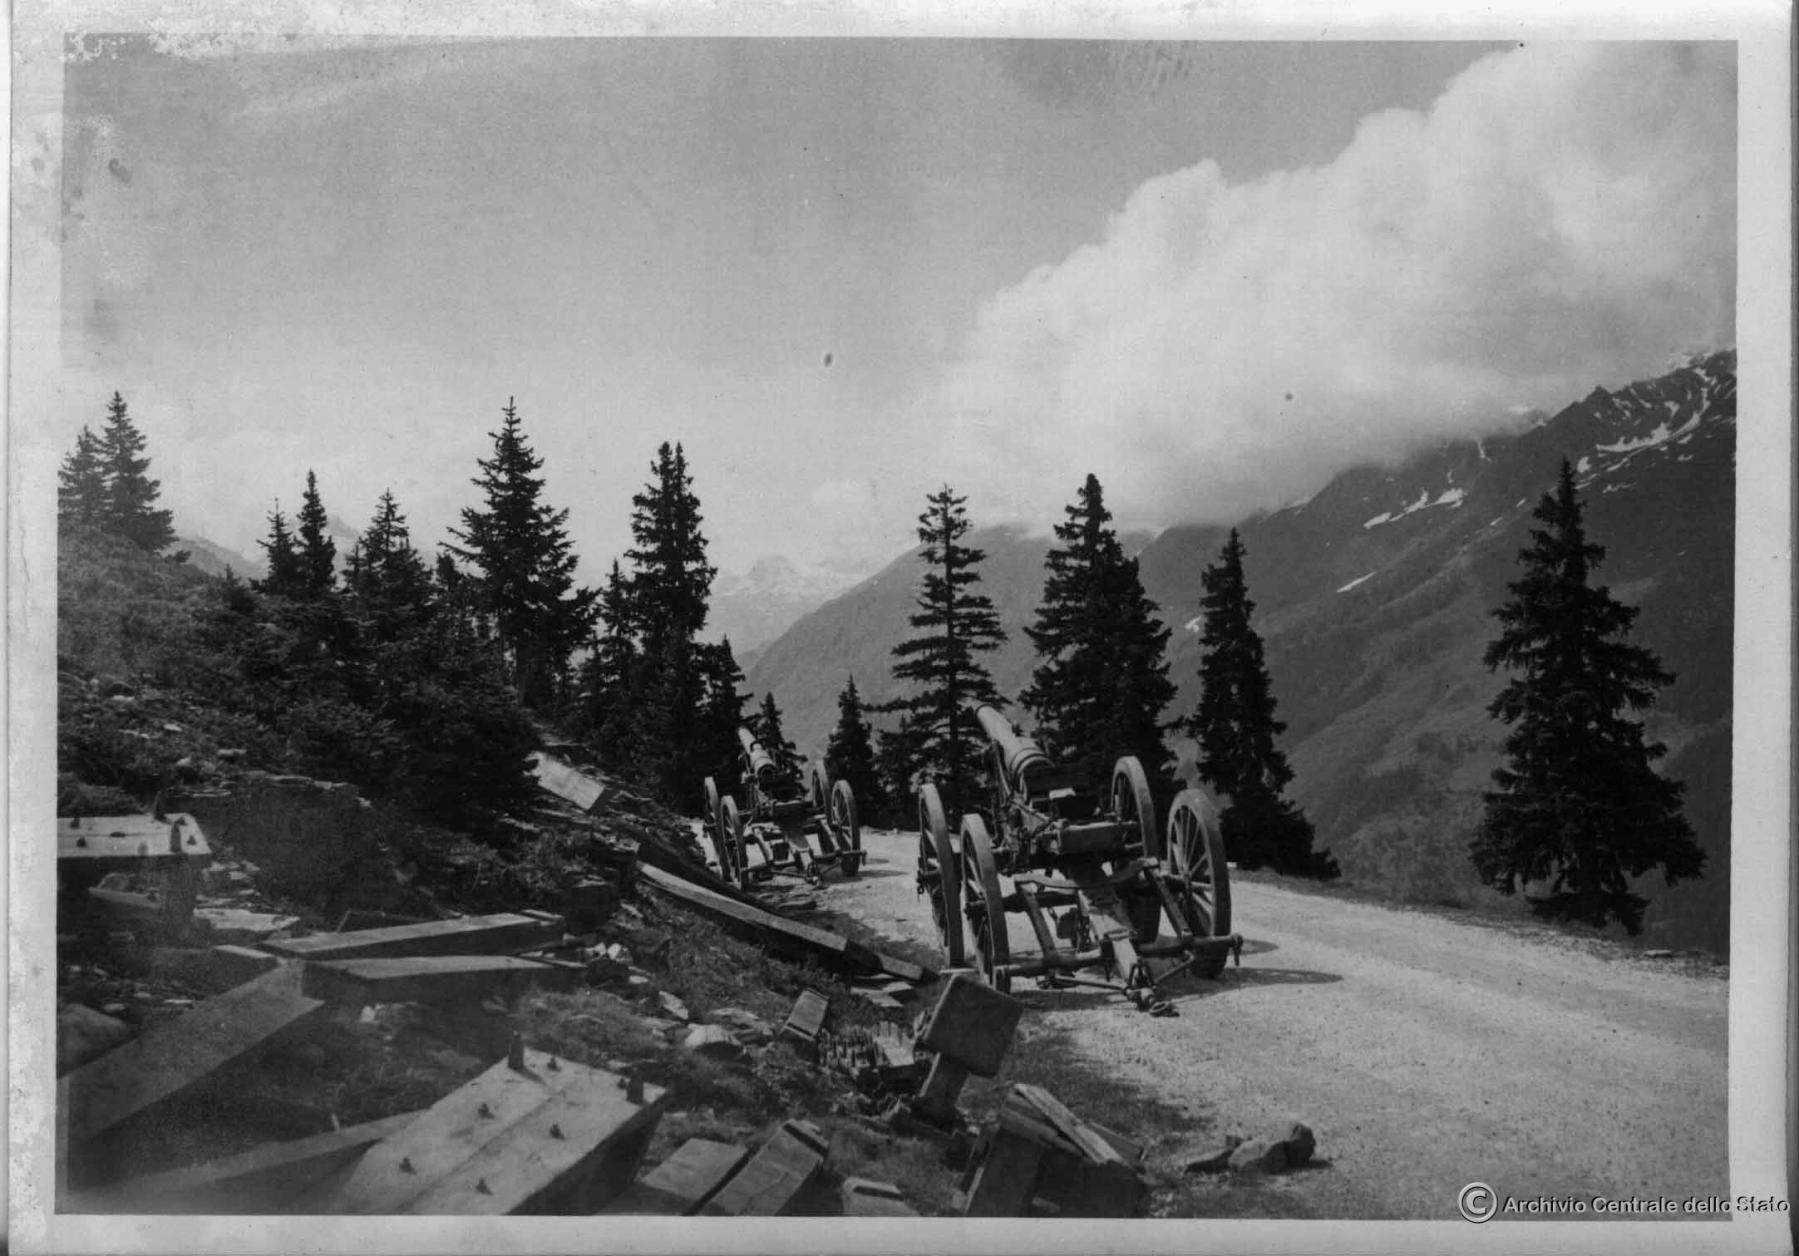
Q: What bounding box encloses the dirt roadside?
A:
[823,826,1729,1220]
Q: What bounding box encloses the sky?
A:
[56,37,1736,579]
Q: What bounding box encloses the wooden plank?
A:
[58,814,212,870]
[702,1120,829,1217]
[602,1139,750,1215]
[1000,1091,1143,1164]
[638,864,873,971]
[301,955,582,1006]
[868,952,933,984]
[64,962,325,1150]
[261,912,564,962]
[530,753,606,813]
[1013,1084,1125,1167]
[782,989,829,1043]
[336,1048,668,1215]
[67,1111,420,1214]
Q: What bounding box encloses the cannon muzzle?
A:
[975,705,1049,790]
[738,727,777,778]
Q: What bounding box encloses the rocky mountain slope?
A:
[748,352,1736,953]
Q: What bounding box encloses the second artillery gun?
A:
[916,705,1240,1011]
[702,727,864,887]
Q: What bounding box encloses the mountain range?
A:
[747,352,1736,953]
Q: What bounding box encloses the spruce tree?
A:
[825,676,886,820]
[97,392,177,553]
[625,442,716,654]
[256,504,305,598]
[296,470,338,598]
[695,638,752,795]
[886,485,1006,812]
[754,692,799,774]
[1189,529,1335,878]
[58,426,109,526]
[875,715,925,817]
[445,398,597,708]
[1021,473,1176,791]
[580,559,640,760]
[1473,460,1704,933]
[346,491,433,628]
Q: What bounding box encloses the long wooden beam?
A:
[65,1111,420,1214]
[261,911,564,962]
[301,955,584,1005]
[637,863,934,982]
[63,962,325,1154]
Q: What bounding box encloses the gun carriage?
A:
[702,727,864,887]
[915,705,1240,1011]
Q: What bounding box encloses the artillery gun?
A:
[915,705,1239,1010]
[702,727,863,887]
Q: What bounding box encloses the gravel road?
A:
[823,826,1729,1220]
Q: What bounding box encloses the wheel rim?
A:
[831,780,861,854]
[703,777,723,867]
[721,796,746,887]
[1167,789,1231,937]
[1112,755,1159,859]
[960,814,1009,988]
[917,784,964,965]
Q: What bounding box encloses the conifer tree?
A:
[754,693,799,774]
[256,504,305,598]
[1021,473,1176,791]
[1473,460,1704,933]
[625,442,715,655]
[1188,529,1335,878]
[580,560,640,758]
[886,485,1006,812]
[295,470,338,598]
[695,638,752,795]
[346,490,433,628]
[58,426,109,526]
[875,715,925,816]
[445,398,597,707]
[825,676,886,819]
[97,392,177,553]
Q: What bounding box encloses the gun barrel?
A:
[738,727,777,777]
[975,705,1048,789]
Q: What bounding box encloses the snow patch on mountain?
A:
[1337,572,1375,594]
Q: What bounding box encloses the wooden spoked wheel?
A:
[1166,788,1233,978]
[830,779,862,875]
[703,776,724,869]
[1111,755,1163,941]
[916,784,964,966]
[808,764,830,813]
[719,795,747,888]
[1111,755,1159,859]
[959,814,1010,993]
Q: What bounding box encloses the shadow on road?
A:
[1165,965,1344,1003]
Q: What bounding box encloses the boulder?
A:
[682,1023,747,1062]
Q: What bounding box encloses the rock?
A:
[101,1003,126,1017]
[682,1023,746,1063]
[1644,949,1674,959]
[217,748,247,762]
[1192,1124,1315,1175]
[57,1003,134,1074]
[657,991,691,1022]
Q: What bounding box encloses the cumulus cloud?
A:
[940,43,1735,530]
